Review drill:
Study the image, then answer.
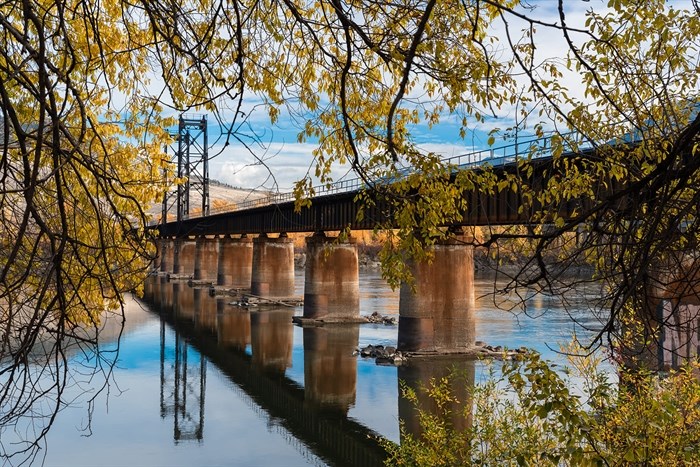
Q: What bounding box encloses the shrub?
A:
[382,353,700,466]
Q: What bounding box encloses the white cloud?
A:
[414,142,479,158]
[209,142,311,189]
[209,141,360,191]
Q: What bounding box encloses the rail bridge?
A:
[156,135,590,237]
[152,135,603,354]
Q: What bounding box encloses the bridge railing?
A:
[443,131,595,169]
[177,131,594,221]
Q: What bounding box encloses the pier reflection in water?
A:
[145,276,388,466]
[39,270,601,466]
[217,302,250,351]
[145,275,487,465]
[251,309,294,373]
[398,359,474,439]
[304,325,359,413]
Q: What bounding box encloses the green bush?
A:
[382,353,700,466]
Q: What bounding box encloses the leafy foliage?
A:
[0,0,171,460]
[1,0,700,462]
[383,353,700,466]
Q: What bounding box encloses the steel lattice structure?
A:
[162,114,209,224]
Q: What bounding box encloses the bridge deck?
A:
[155,133,606,237]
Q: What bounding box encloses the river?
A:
[29,270,606,466]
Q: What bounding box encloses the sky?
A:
[162,0,691,193]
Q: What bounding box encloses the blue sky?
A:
[172,0,691,191]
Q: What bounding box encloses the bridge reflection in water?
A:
[159,321,206,443]
[304,325,359,412]
[398,359,475,439]
[144,276,476,466]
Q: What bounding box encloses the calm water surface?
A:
[36,270,605,466]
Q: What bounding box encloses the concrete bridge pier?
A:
[217,235,253,288]
[194,236,219,282]
[160,238,175,274]
[175,238,196,276]
[251,233,295,298]
[153,239,163,272]
[625,254,700,372]
[172,239,180,275]
[303,232,360,321]
[398,232,476,353]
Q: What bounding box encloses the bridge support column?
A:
[194,237,219,282]
[217,235,253,288]
[153,239,163,272]
[398,232,475,353]
[251,233,295,298]
[175,238,196,276]
[303,232,360,321]
[172,239,180,275]
[624,254,700,372]
[160,238,175,274]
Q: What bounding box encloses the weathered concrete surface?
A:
[194,237,219,282]
[398,234,475,352]
[303,233,360,321]
[160,238,175,273]
[303,325,359,413]
[153,240,162,272]
[175,239,196,276]
[659,301,700,369]
[217,235,253,288]
[251,233,295,298]
[630,254,700,371]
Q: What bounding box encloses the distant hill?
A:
[148,180,269,222]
